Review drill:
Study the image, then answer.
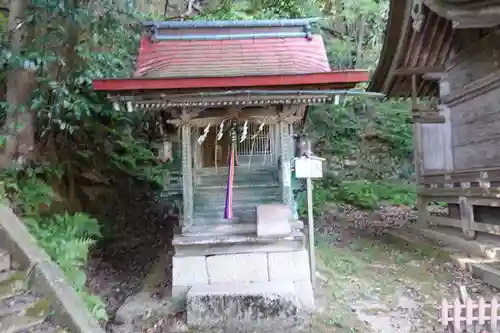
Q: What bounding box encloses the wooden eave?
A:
[111,91,343,111]
[93,71,369,93]
[368,0,456,97]
[424,0,500,28]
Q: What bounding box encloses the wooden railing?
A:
[419,167,500,197]
[419,167,500,239]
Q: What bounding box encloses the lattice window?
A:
[236,123,272,156]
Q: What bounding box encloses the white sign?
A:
[295,156,324,179]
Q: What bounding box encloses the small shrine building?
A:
[93,18,369,327]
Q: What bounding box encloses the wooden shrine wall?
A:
[439,30,500,171]
[450,87,500,170]
[421,107,453,172]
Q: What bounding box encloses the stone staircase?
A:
[189,167,281,236]
[0,249,65,333]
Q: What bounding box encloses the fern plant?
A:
[0,167,108,321]
[25,213,107,320]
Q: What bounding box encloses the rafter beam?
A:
[392,66,445,76]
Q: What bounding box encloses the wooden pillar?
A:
[181,124,194,230]
[412,74,428,228]
[414,121,429,228]
[459,196,476,240]
[279,121,293,207]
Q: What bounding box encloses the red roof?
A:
[92,20,370,92]
[134,36,331,78]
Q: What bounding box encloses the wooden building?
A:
[93,19,369,326]
[369,0,500,240]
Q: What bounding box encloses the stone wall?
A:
[172,249,314,309]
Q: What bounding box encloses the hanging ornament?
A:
[157,140,173,163]
[240,120,248,143]
[197,122,211,145]
[231,122,237,143]
[252,118,267,139]
[217,120,225,141]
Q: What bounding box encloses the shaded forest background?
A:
[0,0,414,321]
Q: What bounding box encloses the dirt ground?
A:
[309,218,498,333]
[84,191,498,333]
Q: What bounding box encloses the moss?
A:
[0,271,26,298]
[24,298,51,317]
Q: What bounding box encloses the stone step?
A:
[0,249,63,333]
[184,222,256,237]
[386,227,500,292]
[186,281,312,329]
[173,231,306,256]
[184,220,304,237]
[408,225,500,260]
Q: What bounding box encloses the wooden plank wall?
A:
[451,87,500,169]
[421,107,454,172]
[444,31,500,170]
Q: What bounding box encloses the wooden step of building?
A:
[194,209,256,225]
[195,183,280,194]
[194,197,280,213]
[197,174,278,187]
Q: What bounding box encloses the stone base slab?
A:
[186,281,312,330]
[173,231,305,257]
[171,248,315,320]
[182,220,304,238]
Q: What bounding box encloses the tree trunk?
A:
[354,14,366,68]
[3,0,36,166]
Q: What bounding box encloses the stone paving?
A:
[0,248,66,333]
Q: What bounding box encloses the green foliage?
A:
[308,98,412,161]
[2,0,162,186]
[198,0,320,20]
[334,180,416,210]
[373,99,413,160]
[26,213,107,320]
[302,97,415,214]
[0,0,165,321]
[0,166,108,320]
[321,0,389,69]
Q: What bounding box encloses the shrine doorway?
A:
[199,122,276,168]
[201,130,231,168]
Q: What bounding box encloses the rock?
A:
[256,204,292,237]
[115,292,173,327]
[0,250,10,272]
[186,281,310,330]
